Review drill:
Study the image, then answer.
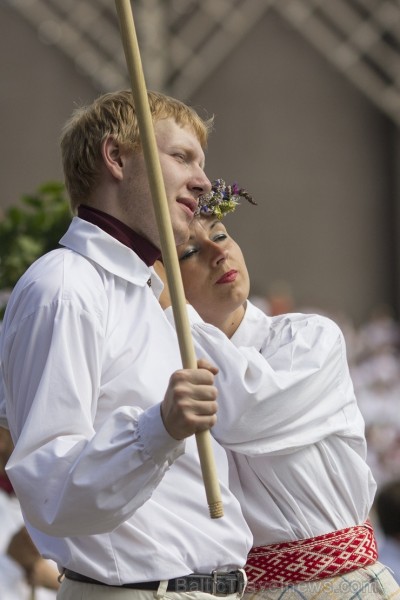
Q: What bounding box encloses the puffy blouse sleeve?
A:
[179,302,360,455]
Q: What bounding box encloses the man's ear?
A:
[101,136,125,181]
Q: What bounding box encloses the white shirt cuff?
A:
[138,403,185,466]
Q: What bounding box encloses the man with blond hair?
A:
[0,90,251,599]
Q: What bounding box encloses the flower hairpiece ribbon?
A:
[196,179,256,220]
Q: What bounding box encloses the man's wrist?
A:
[139,404,185,466]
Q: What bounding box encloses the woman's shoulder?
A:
[244,302,343,357]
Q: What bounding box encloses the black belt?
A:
[64,568,246,595]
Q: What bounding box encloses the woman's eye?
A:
[179,248,197,261]
[174,153,186,162]
[213,233,227,242]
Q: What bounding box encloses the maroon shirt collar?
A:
[0,473,14,496]
[77,205,161,267]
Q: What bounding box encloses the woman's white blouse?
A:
[0,218,251,584]
[184,301,377,546]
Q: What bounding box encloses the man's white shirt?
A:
[0,217,252,584]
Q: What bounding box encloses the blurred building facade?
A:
[1,0,400,325]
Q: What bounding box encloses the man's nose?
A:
[190,168,212,195]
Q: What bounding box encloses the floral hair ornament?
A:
[196,178,257,220]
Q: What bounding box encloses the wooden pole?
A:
[114,0,223,519]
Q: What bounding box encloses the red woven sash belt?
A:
[245,520,378,590]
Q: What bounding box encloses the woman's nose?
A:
[209,242,227,266]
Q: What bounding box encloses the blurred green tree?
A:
[0,181,71,316]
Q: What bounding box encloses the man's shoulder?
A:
[4,248,107,329]
[18,247,103,293]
